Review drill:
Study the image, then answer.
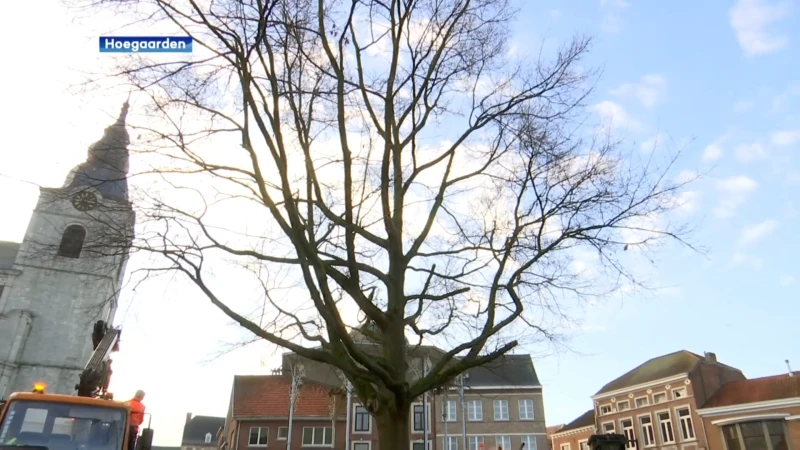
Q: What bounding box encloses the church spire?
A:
[63,102,131,202]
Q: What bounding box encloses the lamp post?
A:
[286,362,305,450]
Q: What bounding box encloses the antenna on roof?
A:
[787,360,793,377]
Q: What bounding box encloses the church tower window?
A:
[57,225,87,258]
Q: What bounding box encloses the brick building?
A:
[183,413,226,450]
[549,410,594,450]
[697,371,800,450]
[219,350,547,450]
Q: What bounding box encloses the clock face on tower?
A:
[72,191,99,211]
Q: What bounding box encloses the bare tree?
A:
[64,0,694,448]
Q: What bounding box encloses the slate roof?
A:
[594,350,739,395]
[182,415,226,445]
[232,375,340,418]
[0,241,20,269]
[464,354,541,387]
[702,372,800,409]
[554,410,596,434]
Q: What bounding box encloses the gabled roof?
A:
[182,415,226,445]
[232,375,341,418]
[594,350,739,396]
[702,372,800,409]
[465,354,541,387]
[553,410,595,434]
[546,425,565,435]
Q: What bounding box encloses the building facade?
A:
[183,413,227,450]
[219,351,547,450]
[550,410,594,450]
[697,371,800,450]
[0,103,134,397]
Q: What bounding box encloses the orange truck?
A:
[0,321,155,450]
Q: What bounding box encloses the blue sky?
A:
[0,0,798,444]
[512,0,800,427]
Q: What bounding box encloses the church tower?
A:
[0,102,135,397]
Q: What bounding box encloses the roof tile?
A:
[233,375,340,418]
[703,372,800,408]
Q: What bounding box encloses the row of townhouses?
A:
[550,350,800,450]
[216,327,548,450]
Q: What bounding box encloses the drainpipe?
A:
[345,381,353,450]
[424,359,430,450]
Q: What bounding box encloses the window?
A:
[447,436,458,450]
[657,412,675,444]
[57,225,86,258]
[639,416,655,447]
[722,421,788,450]
[672,388,687,400]
[519,399,535,420]
[445,400,458,422]
[413,404,429,432]
[205,433,213,444]
[602,422,615,434]
[635,397,648,408]
[412,443,431,450]
[354,443,371,450]
[468,400,483,421]
[249,427,268,446]
[493,400,509,421]
[578,441,588,450]
[469,436,485,450]
[301,427,332,447]
[621,419,635,449]
[277,427,288,441]
[652,392,667,404]
[617,401,630,412]
[560,444,570,450]
[354,405,371,433]
[521,436,537,450]
[600,405,612,415]
[496,436,511,450]
[676,408,694,441]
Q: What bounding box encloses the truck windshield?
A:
[0,400,126,450]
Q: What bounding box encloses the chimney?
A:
[186,413,193,425]
[787,360,793,377]
[704,352,717,363]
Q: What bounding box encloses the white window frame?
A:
[599,404,613,415]
[602,421,615,434]
[410,441,432,450]
[674,406,696,441]
[248,427,269,447]
[634,396,649,408]
[469,436,485,450]
[352,442,372,450]
[560,444,570,450]
[521,435,537,450]
[495,435,512,450]
[652,392,667,405]
[446,436,459,450]
[578,440,588,450]
[277,427,288,441]
[616,400,630,412]
[301,427,333,447]
[656,410,675,444]
[620,417,635,449]
[353,403,372,434]
[638,414,656,448]
[205,433,213,444]
[411,402,431,433]
[518,399,535,420]
[493,400,510,421]
[445,400,458,422]
[671,387,687,400]
[468,400,483,421]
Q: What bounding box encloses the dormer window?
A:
[205,433,212,444]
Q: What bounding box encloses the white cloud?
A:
[601,0,630,7]
[601,15,624,33]
[729,0,791,56]
[611,75,668,109]
[592,100,640,130]
[731,252,765,269]
[733,100,753,112]
[713,176,758,218]
[738,219,780,244]
[640,132,668,152]
[734,143,767,163]
[771,130,800,146]
[772,83,800,112]
[779,274,796,286]
[702,136,726,163]
[675,170,698,184]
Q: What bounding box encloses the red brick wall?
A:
[700,406,800,450]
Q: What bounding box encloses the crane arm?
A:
[75,320,121,398]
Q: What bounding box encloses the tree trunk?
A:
[375,404,411,450]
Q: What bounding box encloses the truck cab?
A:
[0,389,151,450]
